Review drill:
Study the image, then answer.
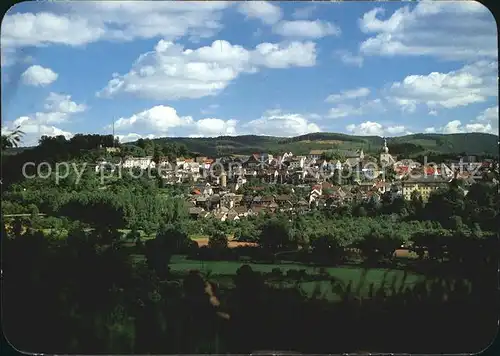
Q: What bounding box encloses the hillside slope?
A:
[151,132,498,157]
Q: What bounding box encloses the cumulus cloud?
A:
[346,121,384,136]
[237,1,282,25]
[113,105,194,133]
[5,116,73,147]
[243,109,321,137]
[110,105,238,138]
[97,39,316,100]
[385,125,406,135]
[346,121,409,136]
[273,20,340,38]
[17,92,85,126]
[3,92,86,146]
[2,2,231,49]
[194,118,238,137]
[359,0,496,60]
[425,108,498,135]
[388,60,497,112]
[116,133,156,143]
[21,64,58,86]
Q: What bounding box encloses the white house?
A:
[281,152,294,162]
[308,150,326,161]
[289,156,306,170]
[122,156,155,169]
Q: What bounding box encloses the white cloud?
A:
[467,106,499,134]
[1,12,105,48]
[194,118,238,137]
[464,122,493,134]
[3,91,86,146]
[359,1,496,60]
[326,87,370,103]
[328,105,364,119]
[335,50,364,67]
[429,110,438,116]
[43,92,87,115]
[251,41,316,68]
[237,1,282,25]
[476,106,498,124]
[346,121,384,136]
[273,20,340,38]
[110,105,238,138]
[443,120,465,134]
[389,60,497,111]
[113,105,194,134]
[116,133,156,143]
[244,110,321,137]
[2,2,232,49]
[327,99,385,119]
[426,108,498,135]
[292,5,317,20]
[97,39,316,100]
[21,65,58,86]
[4,115,73,146]
[346,121,409,136]
[386,125,406,135]
[12,92,86,126]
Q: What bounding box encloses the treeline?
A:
[1,134,195,187]
[3,224,497,354]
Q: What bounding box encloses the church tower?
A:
[380,137,395,167]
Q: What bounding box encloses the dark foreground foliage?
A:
[3,225,497,354]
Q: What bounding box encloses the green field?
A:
[167,255,424,300]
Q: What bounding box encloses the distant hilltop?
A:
[147,132,499,158]
[4,132,498,159]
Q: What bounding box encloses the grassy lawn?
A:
[166,255,424,300]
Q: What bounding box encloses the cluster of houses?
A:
[95,139,498,220]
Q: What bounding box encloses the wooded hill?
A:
[151,132,499,158]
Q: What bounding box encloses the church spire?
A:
[382,137,389,153]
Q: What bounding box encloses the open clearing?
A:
[167,255,423,300]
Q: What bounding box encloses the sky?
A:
[1,0,498,146]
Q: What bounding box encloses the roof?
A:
[214,212,227,219]
[403,175,449,184]
[275,194,292,201]
[210,194,221,202]
[251,206,267,214]
[345,158,360,167]
[309,150,326,155]
[261,196,274,202]
[234,206,248,214]
[189,207,204,215]
[227,212,239,220]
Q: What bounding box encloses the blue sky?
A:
[1,0,498,146]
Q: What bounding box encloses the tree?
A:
[2,126,25,149]
[208,231,228,249]
[259,217,292,252]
